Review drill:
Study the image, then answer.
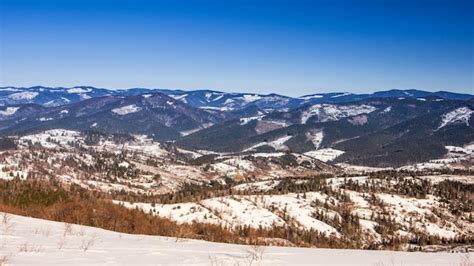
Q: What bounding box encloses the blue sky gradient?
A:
[1,0,472,96]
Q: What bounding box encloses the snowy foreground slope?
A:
[0,213,468,265]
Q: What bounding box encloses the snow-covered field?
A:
[116,177,474,242]
[304,148,345,162]
[0,213,468,265]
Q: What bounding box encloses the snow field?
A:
[117,192,342,236]
[117,181,473,243]
[304,148,345,162]
[0,212,466,265]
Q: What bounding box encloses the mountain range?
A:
[0,86,472,109]
[0,86,473,167]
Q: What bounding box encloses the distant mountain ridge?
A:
[0,93,229,140]
[0,86,472,110]
[0,86,472,167]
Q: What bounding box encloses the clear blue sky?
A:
[0,0,472,96]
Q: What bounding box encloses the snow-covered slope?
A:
[111,104,142,115]
[437,107,473,130]
[2,129,336,195]
[244,135,293,152]
[116,192,339,234]
[0,107,19,116]
[300,104,377,124]
[304,148,345,162]
[0,213,466,265]
[7,91,39,100]
[1,87,472,108]
[114,174,474,246]
[165,90,294,111]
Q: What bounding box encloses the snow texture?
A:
[1,212,463,265]
[8,92,39,100]
[0,107,19,116]
[304,148,345,162]
[244,135,292,152]
[305,131,323,149]
[301,104,376,124]
[67,88,91,94]
[437,107,473,130]
[111,104,142,115]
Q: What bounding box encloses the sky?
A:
[0,0,472,96]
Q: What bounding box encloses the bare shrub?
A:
[19,242,43,253]
[57,235,67,249]
[245,244,265,266]
[208,254,241,266]
[460,253,473,266]
[63,223,73,236]
[1,213,14,233]
[174,226,193,242]
[2,213,10,225]
[1,213,15,251]
[32,227,51,236]
[19,242,29,252]
[57,223,73,249]
[81,234,97,252]
[208,254,225,266]
[76,227,86,237]
[0,255,10,266]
